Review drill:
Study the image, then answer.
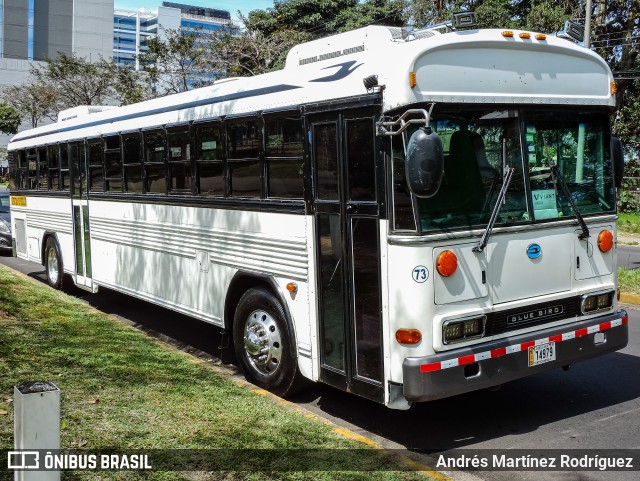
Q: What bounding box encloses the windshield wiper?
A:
[548,162,590,240]
[473,166,514,253]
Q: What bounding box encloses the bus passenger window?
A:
[12,150,28,190]
[59,144,70,191]
[88,140,104,192]
[104,135,123,193]
[195,123,225,196]
[143,130,167,194]
[167,127,192,193]
[123,133,143,193]
[228,120,261,198]
[37,147,47,191]
[265,114,304,199]
[48,145,60,191]
[27,148,37,190]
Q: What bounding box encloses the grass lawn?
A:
[0,266,432,481]
[618,212,640,236]
[618,268,640,296]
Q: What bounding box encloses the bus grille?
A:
[486,297,581,335]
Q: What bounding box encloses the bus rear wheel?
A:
[44,237,63,290]
[233,287,306,397]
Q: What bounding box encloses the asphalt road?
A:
[618,244,640,270]
[1,252,638,481]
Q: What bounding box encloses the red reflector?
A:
[491,347,506,358]
[549,335,562,343]
[458,355,476,365]
[599,321,612,331]
[622,314,629,325]
[420,362,441,373]
[576,328,589,337]
[521,341,535,350]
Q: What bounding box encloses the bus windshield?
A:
[393,109,615,233]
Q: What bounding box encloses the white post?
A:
[584,0,592,48]
[13,382,60,481]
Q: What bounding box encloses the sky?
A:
[114,0,276,22]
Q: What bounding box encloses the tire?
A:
[44,237,63,290]
[233,287,307,397]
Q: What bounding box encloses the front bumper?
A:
[403,310,628,402]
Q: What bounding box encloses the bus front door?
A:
[70,142,94,291]
[310,109,384,402]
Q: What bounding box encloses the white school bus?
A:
[8,24,628,409]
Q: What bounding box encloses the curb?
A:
[620,292,640,305]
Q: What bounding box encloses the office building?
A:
[0,0,114,149]
[113,2,234,70]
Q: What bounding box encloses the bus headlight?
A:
[581,291,614,314]
[443,316,486,344]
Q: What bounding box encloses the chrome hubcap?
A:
[47,248,59,285]
[243,310,282,376]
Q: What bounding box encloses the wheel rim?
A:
[243,309,282,377]
[47,247,59,285]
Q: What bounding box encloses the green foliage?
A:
[525,2,570,33]
[2,80,58,128]
[618,268,640,294]
[620,158,640,213]
[139,27,213,95]
[0,103,21,134]
[245,0,403,39]
[475,0,514,29]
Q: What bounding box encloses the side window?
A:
[143,129,166,194]
[195,123,225,196]
[27,148,37,190]
[265,114,304,199]
[48,145,60,191]
[122,133,143,193]
[14,150,28,190]
[88,140,104,192]
[59,144,70,191]
[167,126,192,193]
[37,147,47,190]
[227,119,261,198]
[104,135,123,192]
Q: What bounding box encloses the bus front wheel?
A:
[44,237,63,290]
[233,287,305,397]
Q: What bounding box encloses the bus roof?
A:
[9,25,615,149]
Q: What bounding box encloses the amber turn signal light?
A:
[597,230,614,253]
[436,250,458,277]
[286,282,298,293]
[409,71,417,88]
[396,329,422,345]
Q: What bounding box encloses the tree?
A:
[2,81,58,128]
[139,27,214,95]
[245,0,404,39]
[32,53,120,110]
[0,103,21,134]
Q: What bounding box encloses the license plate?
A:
[528,342,556,367]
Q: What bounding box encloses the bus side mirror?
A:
[405,128,444,198]
[611,136,624,189]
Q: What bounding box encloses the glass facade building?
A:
[113,2,235,71]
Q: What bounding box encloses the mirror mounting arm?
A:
[376,104,436,137]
